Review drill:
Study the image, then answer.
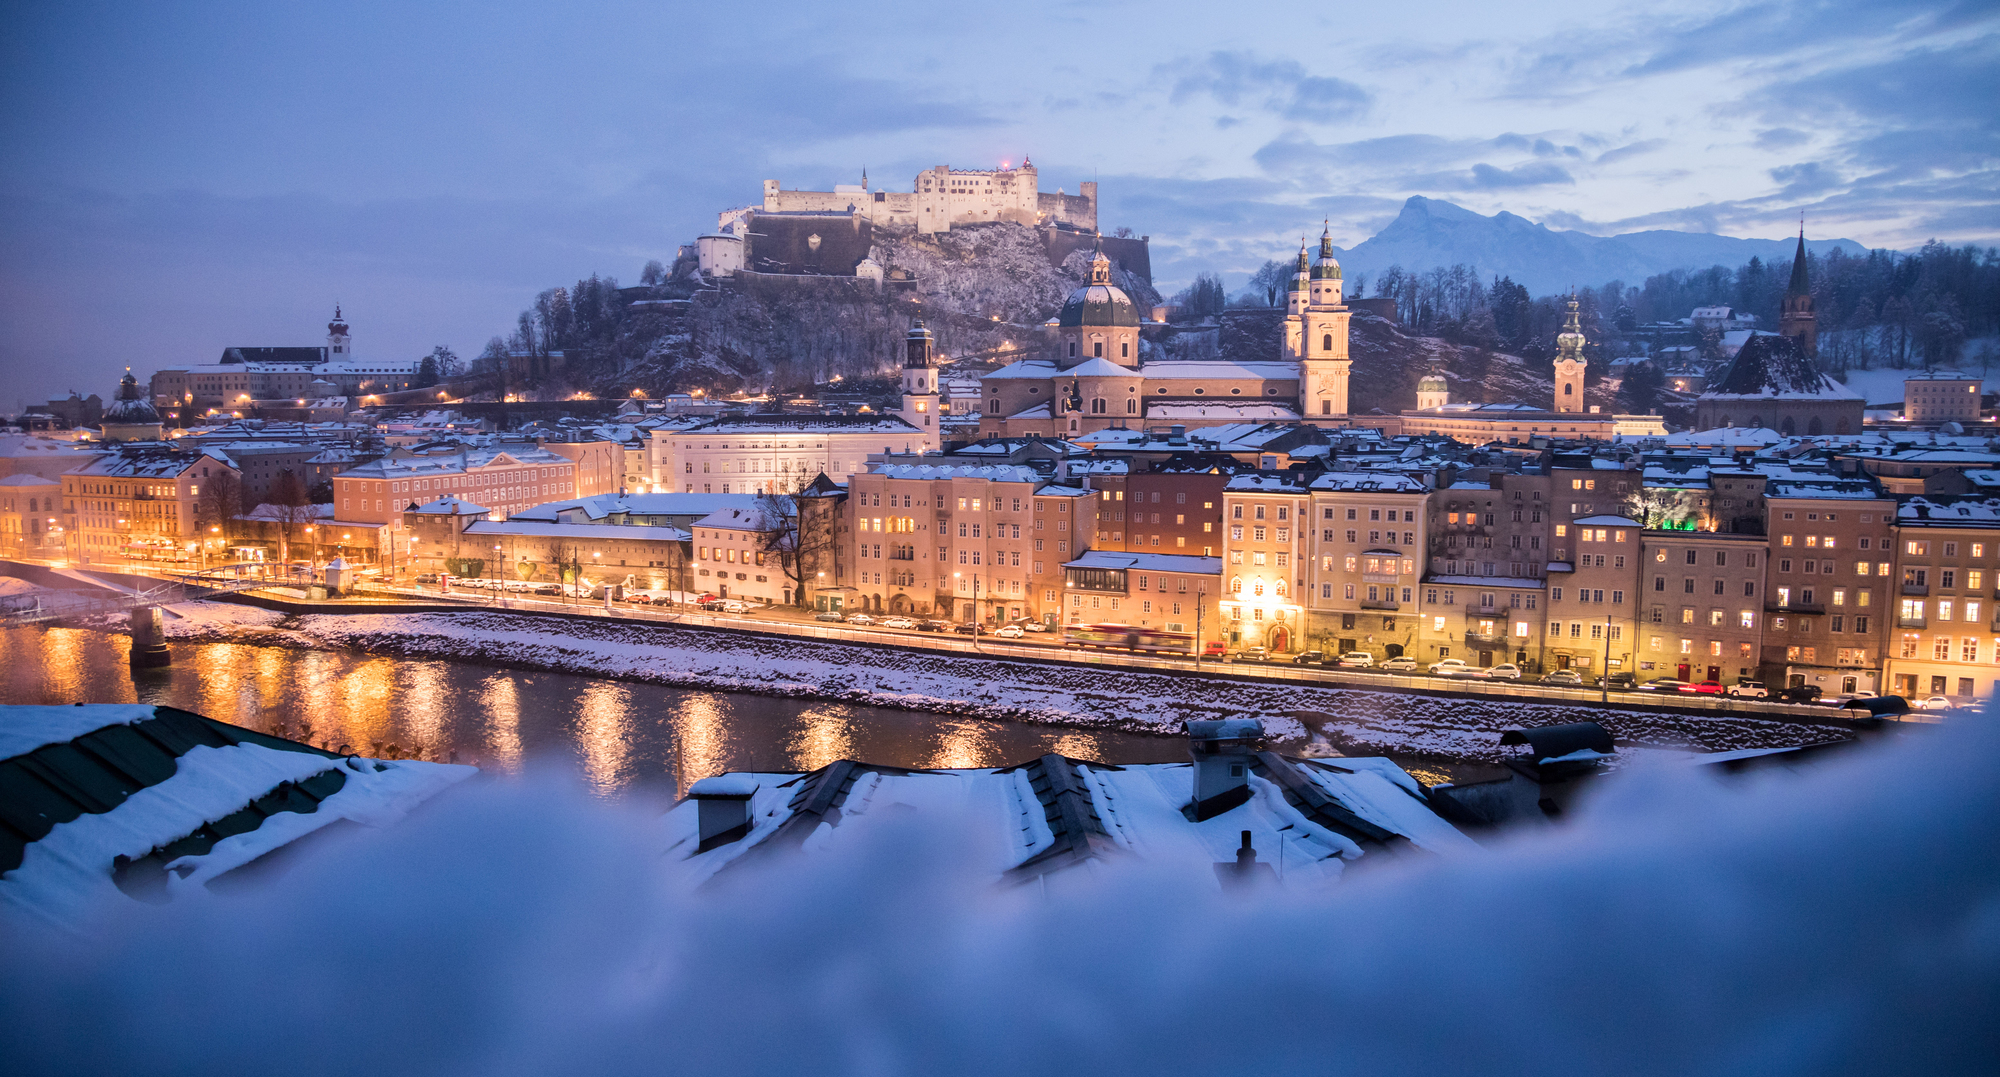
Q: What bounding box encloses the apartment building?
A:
[0,475,64,558]
[1220,473,1310,652]
[689,503,791,605]
[1548,514,1644,678]
[1415,473,1554,668]
[1637,527,1766,685]
[1060,550,1223,641]
[1885,496,2000,700]
[538,438,625,499]
[62,447,241,566]
[650,414,927,492]
[839,462,1096,624]
[1420,575,1544,669]
[332,444,578,526]
[1296,471,1430,658]
[1127,466,1232,556]
[1761,479,1892,696]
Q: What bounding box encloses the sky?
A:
[1,0,1994,413]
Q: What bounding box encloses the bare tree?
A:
[758,473,842,607]
[196,469,244,557]
[268,469,319,565]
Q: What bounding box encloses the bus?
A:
[1063,623,1194,655]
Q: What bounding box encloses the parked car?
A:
[1678,681,1725,695]
[1777,685,1823,704]
[1725,680,1769,699]
[993,624,1025,638]
[1380,656,1419,673]
[415,573,439,585]
[1639,678,1689,692]
[1602,672,1639,691]
[1917,695,1955,711]
[883,617,918,629]
[1429,658,1471,676]
[1292,650,1327,666]
[813,611,845,622]
[916,619,948,632]
[1485,664,1523,681]
[1335,651,1374,668]
[1231,646,1271,663]
[717,599,750,614]
[1201,642,1228,658]
[1541,669,1584,686]
[951,622,979,635]
[1020,621,1050,633]
[845,613,877,626]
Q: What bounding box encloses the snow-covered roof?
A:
[465,519,691,542]
[664,750,1473,891]
[1147,404,1301,421]
[1063,550,1222,575]
[71,447,234,478]
[0,473,60,487]
[1224,474,1309,493]
[1897,497,2000,526]
[1310,472,1428,493]
[982,360,1062,380]
[0,704,472,926]
[1140,361,1302,381]
[1573,514,1641,527]
[693,505,788,532]
[1061,357,1139,378]
[867,463,1043,483]
[680,414,922,435]
[507,492,765,523]
[408,496,490,515]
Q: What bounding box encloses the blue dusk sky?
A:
[1,0,1994,411]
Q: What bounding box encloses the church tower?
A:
[1296,224,1351,422]
[1779,227,1817,357]
[1281,239,1310,360]
[1553,294,1586,413]
[327,305,351,357]
[899,319,942,452]
[1416,370,1449,411]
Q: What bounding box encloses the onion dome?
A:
[1310,222,1342,281]
[1057,242,1140,327]
[1417,372,1448,392]
[103,369,160,424]
[1286,239,1310,293]
[1556,293,1586,361]
[327,304,348,337]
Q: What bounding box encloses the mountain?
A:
[1333,197,1871,294]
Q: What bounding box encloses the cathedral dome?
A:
[1057,245,1140,327]
[1417,373,1448,392]
[102,370,160,425]
[1310,225,1342,280]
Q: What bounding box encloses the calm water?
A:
[0,626,1193,796]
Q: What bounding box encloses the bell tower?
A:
[327,305,351,357]
[1779,225,1817,357]
[900,319,942,452]
[1296,223,1351,423]
[1553,294,1586,413]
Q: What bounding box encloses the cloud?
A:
[1596,139,1669,165]
[1755,128,1812,151]
[1161,51,1371,125]
[1469,161,1576,188]
[1770,162,1844,198]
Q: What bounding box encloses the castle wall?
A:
[759,165,1097,237]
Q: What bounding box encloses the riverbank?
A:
[105,600,1852,764]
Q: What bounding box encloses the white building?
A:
[649,414,928,493]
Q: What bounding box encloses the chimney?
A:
[1186,718,1263,821]
[688,775,759,851]
[1171,424,1186,438]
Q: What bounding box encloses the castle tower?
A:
[327,305,350,357]
[1553,294,1586,413]
[900,319,942,451]
[1779,226,1817,357]
[1416,370,1449,411]
[1297,223,1351,421]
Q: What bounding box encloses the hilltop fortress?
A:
[754,160,1095,235]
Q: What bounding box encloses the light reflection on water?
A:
[0,627,1196,797]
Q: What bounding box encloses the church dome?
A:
[1310,225,1342,280]
[1057,244,1140,327]
[102,370,160,425]
[1417,373,1448,392]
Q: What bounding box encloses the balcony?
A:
[888,550,916,561]
[1360,599,1400,611]
[1899,616,1928,629]
[1464,631,1508,647]
[1463,606,1504,621]
[1766,602,1826,615]
[1902,583,1929,596]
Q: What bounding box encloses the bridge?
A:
[0,562,299,626]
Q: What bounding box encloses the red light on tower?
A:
[1001,160,1010,169]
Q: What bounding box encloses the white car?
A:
[1484,663,1523,681]
[717,599,750,613]
[1380,656,1419,673]
[1429,658,1472,676]
[992,624,1025,638]
[1918,695,1955,711]
[883,617,918,629]
[1335,651,1374,668]
[1021,621,1050,632]
[845,614,876,626]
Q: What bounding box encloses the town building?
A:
[1220,473,1311,653]
[1761,478,1892,696]
[0,475,64,559]
[1903,371,1982,424]
[61,446,241,566]
[332,443,578,527]
[1637,525,1765,685]
[688,502,792,605]
[1885,496,2000,700]
[99,372,165,442]
[649,414,928,492]
[1303,472,1431,659]
[1059,550,1223,642]
[1692,334,1862,435]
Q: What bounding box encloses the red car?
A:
[1678,680,1725,694]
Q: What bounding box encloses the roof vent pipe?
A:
[689,775,759,852]
[1186,718,1262,821]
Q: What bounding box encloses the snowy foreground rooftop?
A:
[667,739,1476,890]
[0,705,473,927]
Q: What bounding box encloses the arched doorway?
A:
[890,593,912,614]
[1384,643,1404,658]
[1267,625,1290,653]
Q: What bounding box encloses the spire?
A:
[1556,292,1585,362]
[1088,237,1111,285]
[1311,223,1343,281]
[1787,222,1811,297]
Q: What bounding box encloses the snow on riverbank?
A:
[137,602,1852,763]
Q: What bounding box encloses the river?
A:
[0,626,1196,796]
